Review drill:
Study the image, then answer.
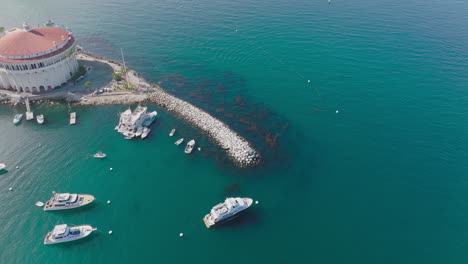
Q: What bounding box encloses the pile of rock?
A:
[149,90,260,167]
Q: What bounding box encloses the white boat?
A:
[116,106,147,139]
[93,152,106,159]
[36,114,45,124]
[13,114,23,124]
[0,163,5,170]
[43,192,95,211]
[123,131,135,139]
[44,224,96,245]
[141,127,151,139]
[169,128,176,137]
[203,197,253,228]
[142,111,157,127]
[184,140,195,154]
[135,126,143,137]
[175,138,184,146]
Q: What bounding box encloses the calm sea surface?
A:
[1,0,468,263]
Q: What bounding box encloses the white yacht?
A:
[175,138,184,146]
[116,106,148,138]
[36,114,45,124]
[43,192,95,211]
[13,114,23,124]
[93,152,107,159]
[44,224,96,245]
[185,140,195,154]
[0,163,5,170]
[141,127,151,139]
[203,197,253,228]
[169,128,176,137]
[142,111,157,127]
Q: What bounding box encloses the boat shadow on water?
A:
[209,211,260,230]
[0,170,9,176]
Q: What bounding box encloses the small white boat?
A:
[93,152,107,159]
[13,114,23,124]
[185,140,196,154]
[0,163,5,170]
[36,114,45,124]
[169,128,176,137]
[141,127,151,139]
[175,138,184,146]
[44,192,95,211]
[44,224,96,245]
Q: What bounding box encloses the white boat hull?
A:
[203,198,253,228]
[44,225,96,245]
[44,194,95,211]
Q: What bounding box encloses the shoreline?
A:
[0,51,261,167]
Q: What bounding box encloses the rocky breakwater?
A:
[78,51,260,167]
[149,91,260,167]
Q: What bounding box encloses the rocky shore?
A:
[1,51,260,167]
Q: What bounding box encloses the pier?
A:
[25,97,34,120]
[69,112,76,125]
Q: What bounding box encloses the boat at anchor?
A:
[36,114,45,124]
[43,192,95,211]
[169,128,176,137]
[13,114,23,125]
[141,127,151,139]
[185,140,195,154]
[175,138,184,146]
[93,152,106,159]
[44,224,96,245]
[203,197,253,228]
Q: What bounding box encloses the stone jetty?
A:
[148,90,260,167]
[0,51,261,167]
[78,51,261,167]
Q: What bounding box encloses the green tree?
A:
[0,27,4,33]
[85,81,92,86]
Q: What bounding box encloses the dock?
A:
[70,112,76,125]
[25,97,34,120]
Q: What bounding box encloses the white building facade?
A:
[0,23,79,93]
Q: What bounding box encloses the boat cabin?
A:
[51,224,69,238]
[54,193,78,205]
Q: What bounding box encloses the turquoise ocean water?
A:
[1,0,468,263]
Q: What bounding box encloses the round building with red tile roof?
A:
[0,23,79,93]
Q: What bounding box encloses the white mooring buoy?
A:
[336,110,339,114]
[9,187,13,191]
[109,168,113,171]
[107,200,111,204]
[307,80,311,83]
[16,166,19,169]
[179,233,184,237]
[255,200,259,205]
[108,230,113,235]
